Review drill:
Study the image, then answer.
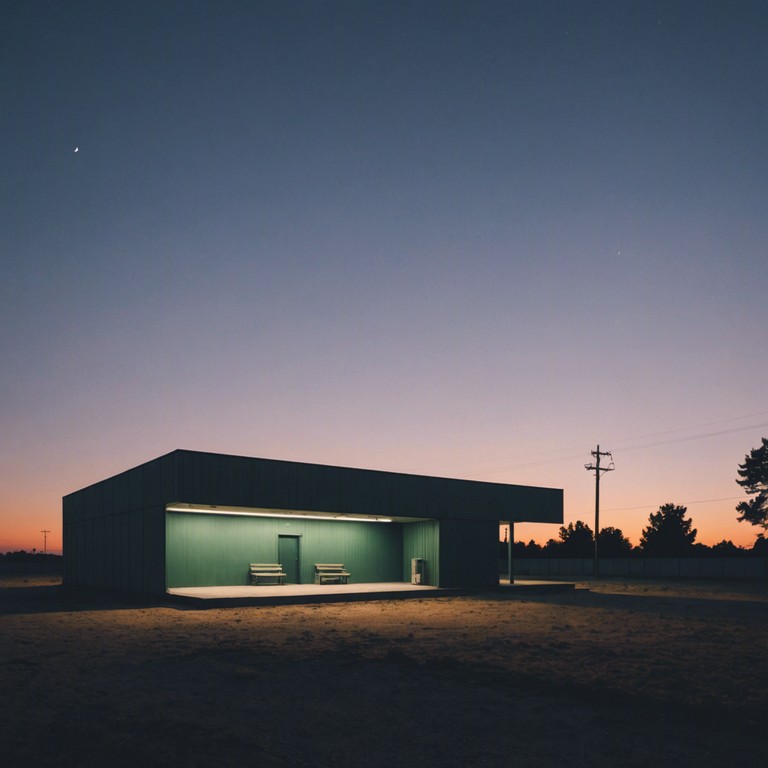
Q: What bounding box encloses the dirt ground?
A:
[1,576,766,767]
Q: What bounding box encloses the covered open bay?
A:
[1,576,765,766]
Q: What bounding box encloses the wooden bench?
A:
[249,563,287,585]
[314,563,351,584]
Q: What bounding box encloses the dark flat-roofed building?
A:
[63,449,563,594]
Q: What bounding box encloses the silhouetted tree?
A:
[556,521,594,557]
[507,539,544,558]
[736,437,768,530]
[752,534,768,557]
[500,538,548,559]
[0,550,62,562]
[639,503,697,556]
[597,526,633,557]
[691,543,711,558]
[711,540,742,557]
[523,539,543,557]
[542,538,561,557]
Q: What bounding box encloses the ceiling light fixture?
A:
[165,505,391,523]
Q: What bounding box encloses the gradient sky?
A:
[2,1,766,554]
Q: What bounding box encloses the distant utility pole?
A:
[584,446,614,577]
[40,530,50,554]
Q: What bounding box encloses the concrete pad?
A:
[169,582,438,600]
[166,579,575,608]
[498,577,577,593]
[167,582,458,607]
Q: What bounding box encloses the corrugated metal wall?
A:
[402,520,439,585]
[62,453,176,594]
[166,512,403,587]
[174,450,563,523]
[438,518,499,587]
[63,504,165,593]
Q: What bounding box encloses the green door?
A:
[278,535,300,584]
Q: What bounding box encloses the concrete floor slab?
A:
[166,579,575,608]
[168,582,438,599]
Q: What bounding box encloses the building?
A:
[63,449,563,595]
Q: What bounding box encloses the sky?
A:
[1,0,766,554]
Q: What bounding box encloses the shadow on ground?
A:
[488,584,768,620]
[0,584,168,615]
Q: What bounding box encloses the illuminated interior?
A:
[165,502,431,524]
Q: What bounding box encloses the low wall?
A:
[502,557,768,580]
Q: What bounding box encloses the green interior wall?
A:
[166,512,403,587]
[402,520,439,585]
[167,513,500,589]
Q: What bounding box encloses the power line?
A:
[612,423,768,455]
[505,409,768,469]
[424,411,768,476]
[607,410,768,447]
[465,420,768,477]
[465,451,588,477]
[603,495,744,512]
[555,496,744,524]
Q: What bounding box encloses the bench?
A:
[249,563,287,585]
[314,563,351,584]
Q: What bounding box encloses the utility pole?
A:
[507,520,515,585]
[584,446,614,577]
[41,530,50,554]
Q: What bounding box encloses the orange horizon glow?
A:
[1,492,762,556]
[2,429,765,557]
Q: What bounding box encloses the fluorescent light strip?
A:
[166,506,391,523]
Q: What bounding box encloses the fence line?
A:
[503,557,768,580]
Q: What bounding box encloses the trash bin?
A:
[411,557,426,585]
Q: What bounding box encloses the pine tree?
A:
[597,526,633,557]
[639,503,697,556]
[736,437,768,530]
[557,521,594,557]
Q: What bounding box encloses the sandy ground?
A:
[1,576,766,767]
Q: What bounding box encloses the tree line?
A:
[505,438,768,559]
[504,508,767,559]
[0,551,63,562]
